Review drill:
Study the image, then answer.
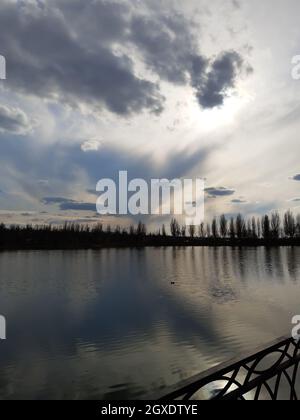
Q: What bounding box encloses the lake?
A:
[0,247,299,399]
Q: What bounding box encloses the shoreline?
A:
[1,237,300,251]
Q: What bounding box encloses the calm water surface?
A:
[0,247,299,399]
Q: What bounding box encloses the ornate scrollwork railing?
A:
[160,337,300,400]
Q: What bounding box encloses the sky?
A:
[0,0,300,228]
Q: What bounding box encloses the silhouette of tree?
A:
[188,224,195,238]
[94,223,103,234]
[170,218,180,237]
[229,217,236,240]
[262,215,271,240]
[284,210,296,238]
[206,223,211,238]
[129,225,135,236]
[115,225,121,235]
[198,222,205,238]
[211,218,218,238]
[251,217,257,238]
[296,215,300,237]
[247,220,252,238]
[2,210,300,250]
[271,212,281,239]
[219,215,228,238]
[236,214,246,239]
[257,218,261,239]
[137,221,147,237]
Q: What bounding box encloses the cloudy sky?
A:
[0,0,300,228]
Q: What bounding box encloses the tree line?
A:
[169,210,300,240]
[0,221,148,249]
[1,210,300,249]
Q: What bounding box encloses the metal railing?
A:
[160,337,300,400]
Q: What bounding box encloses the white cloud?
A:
[0,104,33,135]
[80,138,102,152]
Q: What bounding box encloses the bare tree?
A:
[251,217,257,238]
[262,215,271,240]
[170,218,180,237]
[297,215,300,237]
[229,217,236,240]
[257,218,261,238]
[284,210,296,238]
[219,215,228,238]
[247,220,252,237]
[188,224,195,238]
[137,221,147,236]
[211,218,218,238]
[94,223,103,234]
[198,222,205,238]
[236,214,245,239]
[271,212,281,239]
[206,223,211,238]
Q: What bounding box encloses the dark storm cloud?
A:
[205,187,235,197]
[130,12,196,84]
[129,9,251,109]
[42,197,95,211]
[0,0,251,114]
[231,199,247,204]
[0,105,31,134]
[0,0,164,116]
[42,197,75,205]
[193,51,246,108]
[60,202,96,211]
